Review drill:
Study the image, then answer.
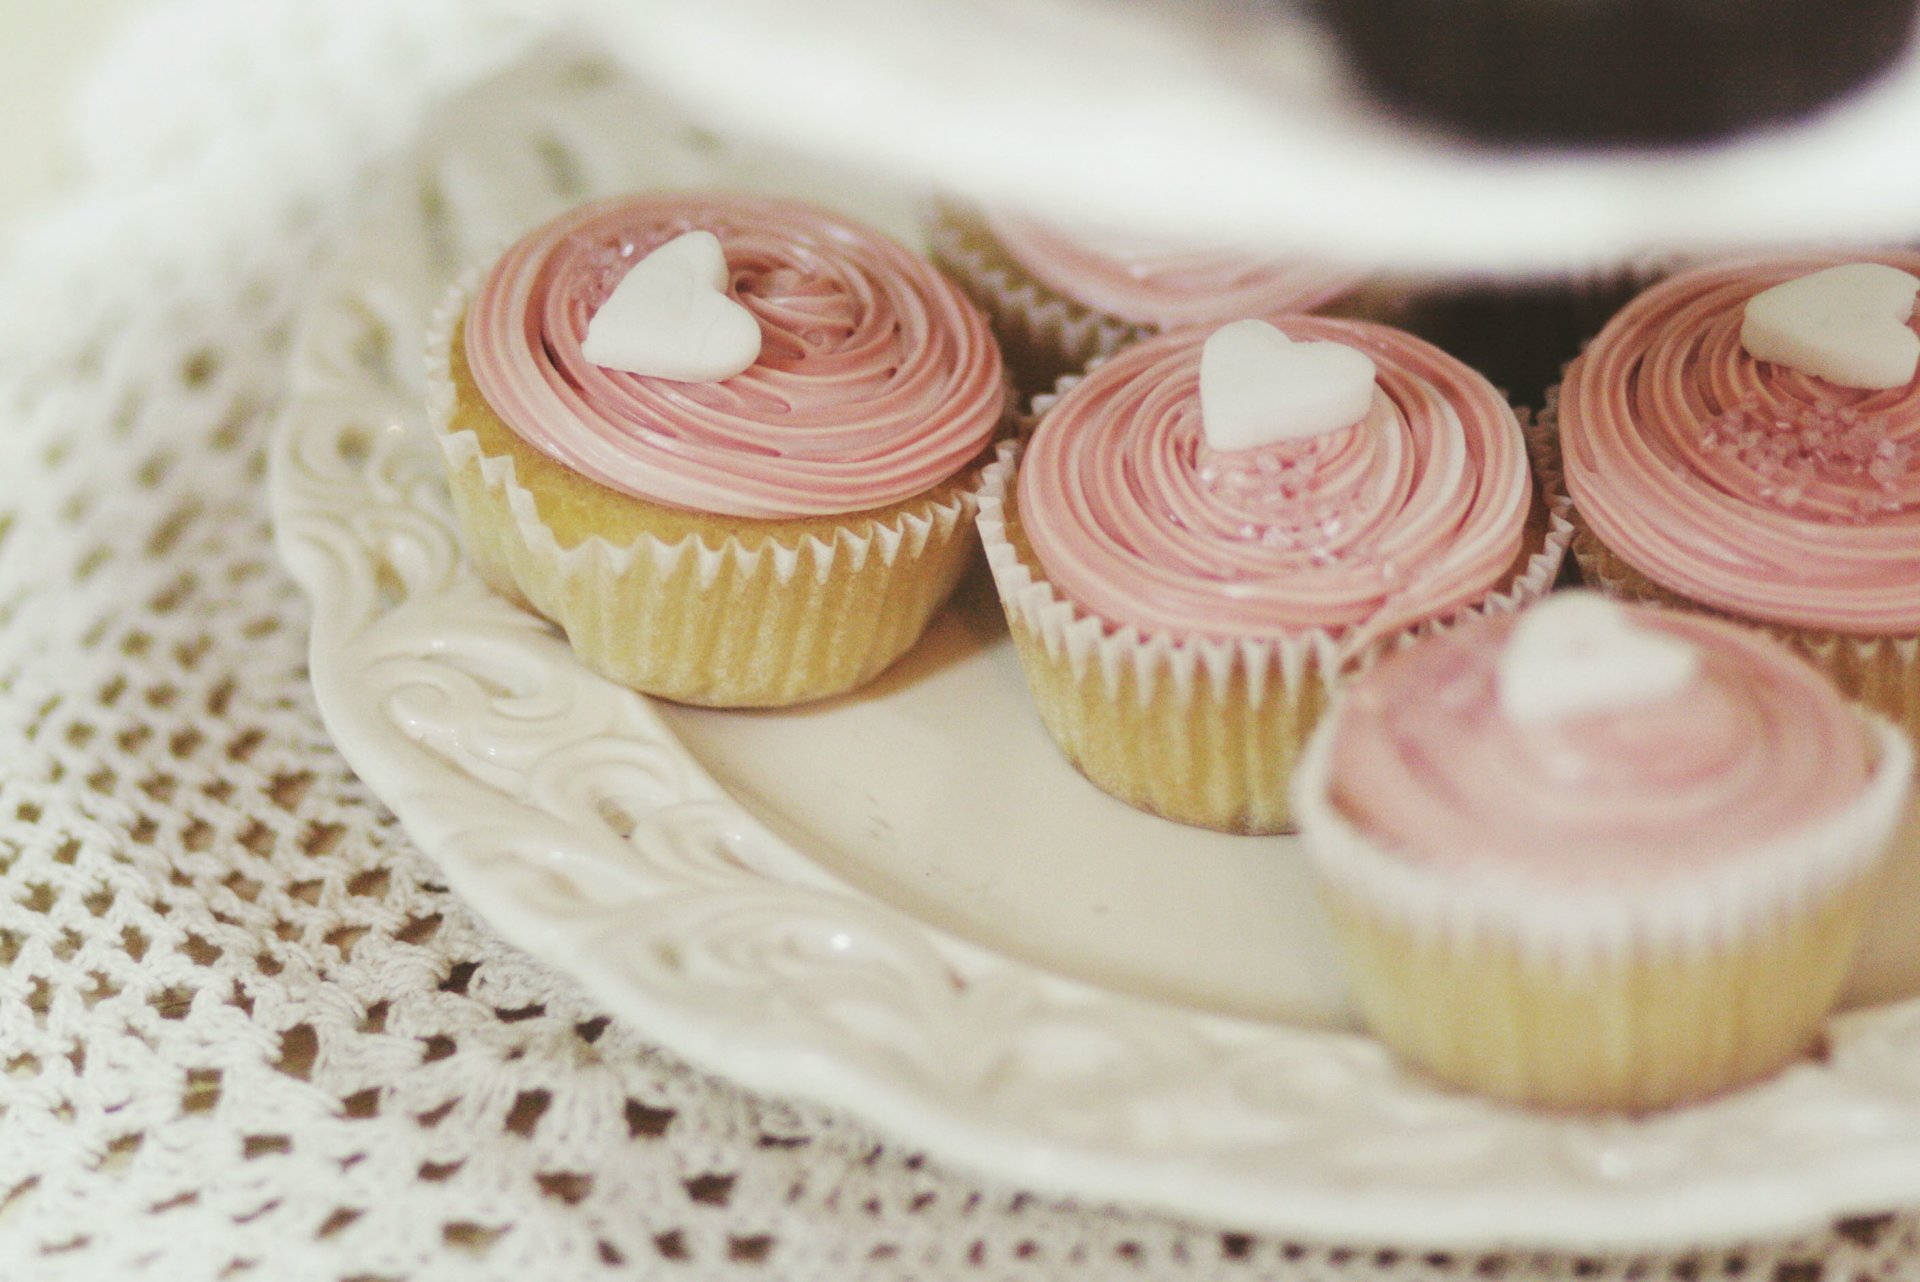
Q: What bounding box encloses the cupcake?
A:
[977,314,1570,834]
[1308,0,1918,146]
[1293,593,1913,1112]
[427,191,1012,707]
[1556,253,1920,747]
[926,201,1378,396]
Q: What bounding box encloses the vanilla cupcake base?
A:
[428,287,991,709]
[1293,712,1912,1112]
[1317,869,1874,1112]
[976,443,1573,834]
[1572,525,1920,754]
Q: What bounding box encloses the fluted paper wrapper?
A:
[924,199,1142,401]
[974,425,1575,834]
[1291,708,1912,1112]
[1539,392,1920,755]
[426,274,987,708]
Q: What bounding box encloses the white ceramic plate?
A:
[269,50,1920,1251]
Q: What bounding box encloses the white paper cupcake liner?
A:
[425,270,989,706]
[924,199,1144,395]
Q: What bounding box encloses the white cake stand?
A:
[576,0,1920,275]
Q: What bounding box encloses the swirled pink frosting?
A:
[984,210,1365,330]
[1561,252,1920,634]
[464,193,1007,519]
[1018,318,1531,642]
[1327,607,1874,880]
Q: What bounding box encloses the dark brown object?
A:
[1397,272,1648,410]
[1310,0,1918,147]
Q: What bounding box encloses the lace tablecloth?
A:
[1,2,1917,1278]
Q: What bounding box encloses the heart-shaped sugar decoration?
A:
[1497,592,1698,724]
[580,230,762,382]
[1740,262,1920,390]
[1199,319,1377,452]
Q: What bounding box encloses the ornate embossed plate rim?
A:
[267,50,1920,1251]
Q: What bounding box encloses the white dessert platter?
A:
[269,49,1920,1251]
[576,0,1920,275]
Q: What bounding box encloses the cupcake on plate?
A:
[977,314,1571,834]
[927,201,1377,395]
[427,191,1012,707]
[1556,252,1920,747]
[1293,592,1913,1112]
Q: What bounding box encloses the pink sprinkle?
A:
[1703,398,1920,517]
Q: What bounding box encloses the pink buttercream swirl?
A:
[1561,252,1920,634]
[464,192,1006,519]
[984,210,1364,329]
[1328,609,1874,881]
[1018,318,1531,642]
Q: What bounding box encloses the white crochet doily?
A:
[4,1,1920,1278]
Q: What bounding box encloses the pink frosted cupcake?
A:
[428,192,1011,707]
[977,314,1570,833]
[1294,593,1912,1112]
[1556,252,1920,746]
[927,201,1376,394]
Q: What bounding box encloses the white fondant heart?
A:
[1497,592,1698,724]
[1199,319,1376,452]
[1740,262,1920,390]
[580,230,762,382]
